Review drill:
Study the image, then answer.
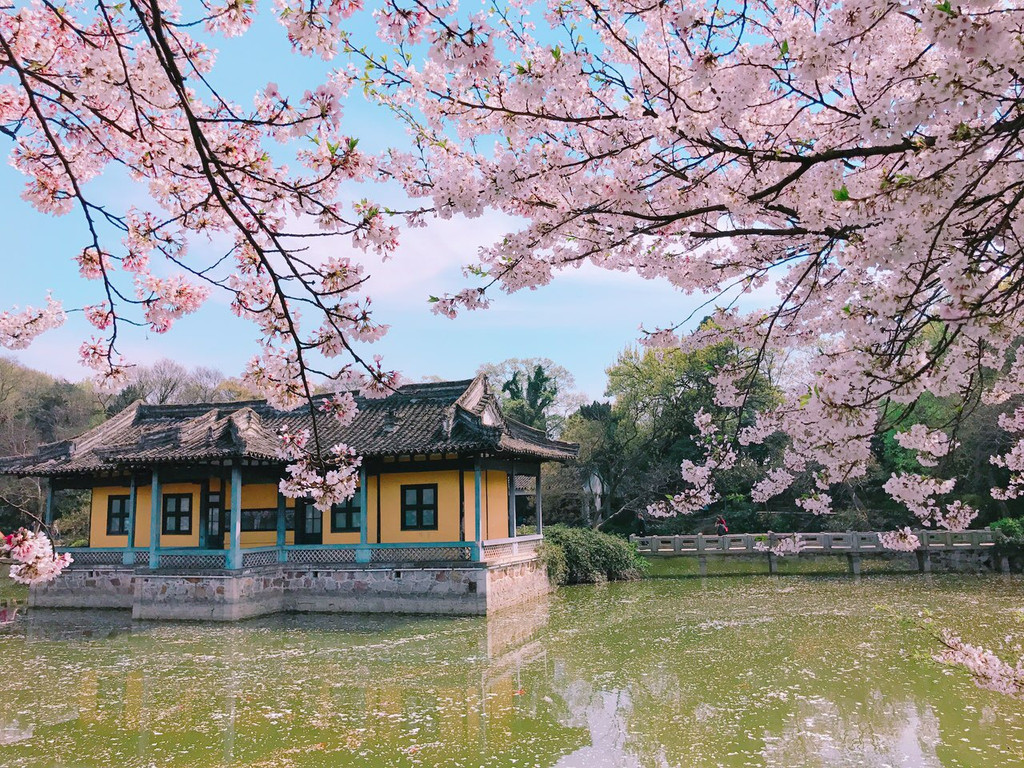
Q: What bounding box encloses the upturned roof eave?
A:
[0,378,581,477]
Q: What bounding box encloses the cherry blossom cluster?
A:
[360,0,1024,526]
[991,407,1024,501]
[646,410,737,517]
[935,630,1024,699]
[893,426,956,469]
[878,528,921,553]
[753,534,804,558]
[1,528,72,585]
[0,295,64,351]
[1,0,400,454]
[5,0,1024,524]
[882,474,977,531]
[278,433,362,512]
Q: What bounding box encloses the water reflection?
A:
[551,685,643,768]
[0,574,1022,767]
[761,698,941,768]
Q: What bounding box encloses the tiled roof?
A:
[0,376,578,477]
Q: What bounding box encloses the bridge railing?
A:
[633,529,996,556]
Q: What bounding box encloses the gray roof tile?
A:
[0,376,577,476]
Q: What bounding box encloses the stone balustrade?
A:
[632,529,997,555]
[631,529,1008,576]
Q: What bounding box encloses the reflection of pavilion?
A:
[1,601,592,767]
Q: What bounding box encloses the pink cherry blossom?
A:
[0,295,64,350]
[935,630,1024,699]
[2,528,73,585]
[879,528,921,552]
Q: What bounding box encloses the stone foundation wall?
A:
[29,556,548,620]
[283,566,488,615]
[133,571,285,621]
[29,568,135,610]
[484,557,551,614]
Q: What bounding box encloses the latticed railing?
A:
[482,542,516,561]
[159,552,228,569]
[370,546,471,563]
[517,537,542,556]
[286,548,357,565]
[241,549,279,568]
[481,534,543,563]
[58,539,547,571]
[63,549,125,567]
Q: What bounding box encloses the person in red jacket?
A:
[715,516,729,536]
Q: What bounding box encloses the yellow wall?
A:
[223,481,296,510]
[225,481,296,548]
[89,485,132,549]
[88,467,513,549]
[370,468,511,544]
[377,470,462,544]
[91,480,297,549]
[485,470,510,541]
[90,483,202,549]
[226,531,295,548]
[461,472,475,542]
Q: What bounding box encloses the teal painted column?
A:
[229,466,242,570]
[123,475,137,566]
[535,471,543,535]
[472,459,483,561]
[148,468,161,569]
[356,465,370,564]
[508,461,516,538]
[43,483,54,526]
[276,491,287,564]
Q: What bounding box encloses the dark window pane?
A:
[422,509,435,527]
[180,517,191,533]
[423,488,434,504]
[405,509,417,527]
[181,496,191,512]
[405,488,417,505]
[166,516,176,532]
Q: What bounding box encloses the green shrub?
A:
[542,524,648,584]
[538,541,568,586]
[992,517,1024,541]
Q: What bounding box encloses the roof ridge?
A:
[0,377,580,476]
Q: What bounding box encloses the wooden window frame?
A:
[106,494,131,536]
[330,499,361,533]
[162,493,193,535]
[299,502,322,536]
[400,484,439,531]
[205,489,223,537]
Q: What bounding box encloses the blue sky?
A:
[0,5,756,402]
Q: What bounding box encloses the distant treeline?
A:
[0,358,258,539]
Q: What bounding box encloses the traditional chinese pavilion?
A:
[0,376,576,619]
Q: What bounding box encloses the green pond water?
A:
[1,567,1022,768]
